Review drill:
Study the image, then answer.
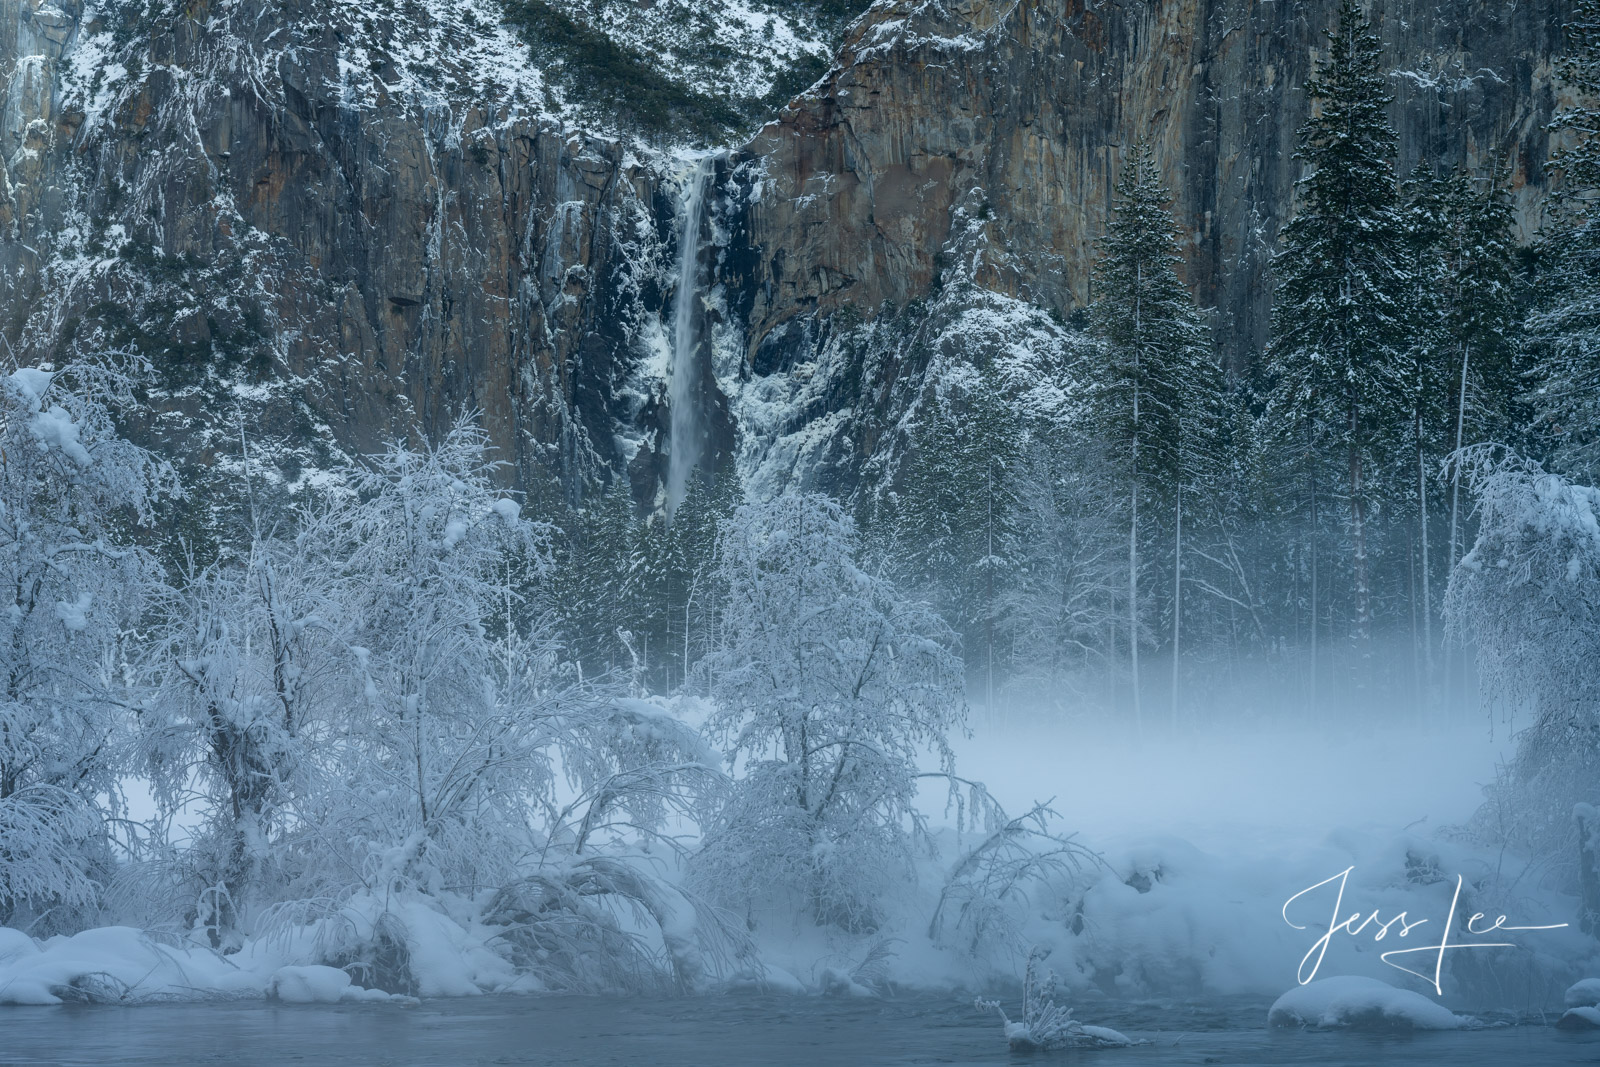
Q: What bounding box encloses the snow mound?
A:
[1268,976,1472,1031]
[6,368,53,402]
[1561,979,1600,1028]
[29,405,91,465]
[1567,977,1600,1007]
[267,966,391,1004]
[1002,1019,1135,1051]
[0,927,247,1005]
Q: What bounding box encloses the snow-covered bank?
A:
[5,721,1594,1010]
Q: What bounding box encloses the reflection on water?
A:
[3,994,1597,1066]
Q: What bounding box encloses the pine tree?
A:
[552,479,640,681]
[1529,0,1600,480]
[1089,141,1215,731]
[1397,164,1453,701]
[1436,169,1520,705]
[1262,0,1410,659]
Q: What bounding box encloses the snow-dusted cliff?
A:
[0,0,1570,505]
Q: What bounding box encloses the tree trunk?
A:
[1129,483,1142,738]
[1171,489,1182,729]
[1349,409,1371,664]
[1446,343,1470,714]
[1309,461,1320,720]
[1416,410,1435,716]
[1578,803,1600,936]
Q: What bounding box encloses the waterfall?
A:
[665,157,713,521]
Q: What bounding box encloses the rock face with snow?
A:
[733,0,1565,377]
[0,0,1570,501]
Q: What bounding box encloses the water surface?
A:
[5,994,1597,1066]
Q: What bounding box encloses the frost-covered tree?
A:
[141,522,345,945]
[1089,142,1217,729]
[694,492,966,931]
[1445,449,1600,877]
[294,421,556,899]
[1261,0,1410,655]
[999,436,1121,713]
[0,362,169,930]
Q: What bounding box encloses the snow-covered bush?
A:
[0,362,169,931]
[1444,448,1600,874]
[693,492,966,932]
[978,949,1134,1050]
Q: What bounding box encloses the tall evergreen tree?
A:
[1089,141,1215,732]
[1529,0,1600,481]
[1261,0,1410,657]
[1396,164,1453,700]
[1435,168,1520,560]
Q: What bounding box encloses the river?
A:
[3,993,1596,1066]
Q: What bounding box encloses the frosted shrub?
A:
[693,492,966,931]
[929,799,1098,958]
[978,949,1133,1050]
[1445,448,1600,875]
[0,361,169,931]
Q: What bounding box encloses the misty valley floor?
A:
[5,994,1598,1067]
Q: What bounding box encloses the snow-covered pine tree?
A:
[555,479,644,682]
[1088,141,1215,731]
[1261,0,1410,658]
[886,366,1023,711]
[1396,164,1454,702]
[1437,167,1521,705]
[1529,0,1600,481]
[629,470,738,694]
[694,492,965,932]
[1438,168,1520,471]
[0,361,170,931]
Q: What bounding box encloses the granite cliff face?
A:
[733,0,1565,374]
[1,0,707,506]
[0,0,1572,505]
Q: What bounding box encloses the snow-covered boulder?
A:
[1558,979,1600,1029]
[1566,977,1600,1007]
[1558,1006,1600,1030]
[1268,976,1472,1031]
[267,966,392,1004]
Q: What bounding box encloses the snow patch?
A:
[29,406,92,465]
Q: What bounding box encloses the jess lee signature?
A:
[1282,866,1568,996]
